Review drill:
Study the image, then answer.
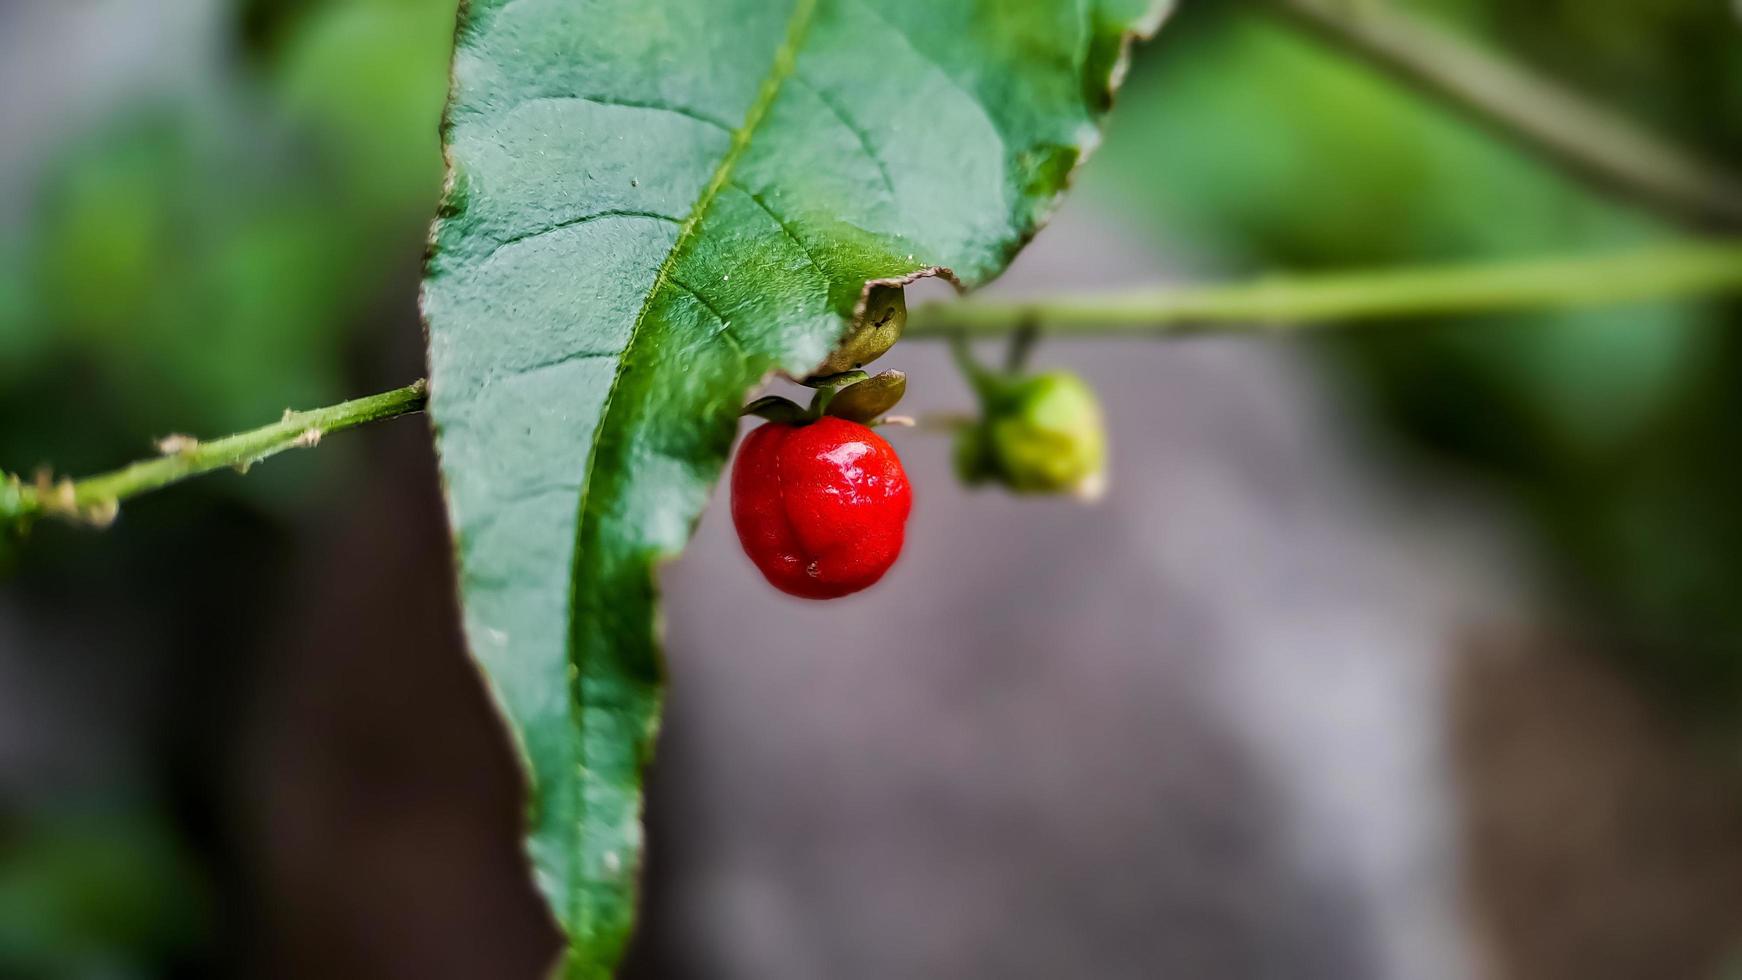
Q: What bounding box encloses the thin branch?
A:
[906,240,1742,337]
[7,239,1740,526]
[1257,0,1742,230]
[2,380,429,528]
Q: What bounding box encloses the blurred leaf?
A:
[1094,9,1718,455]
[272,0,456,214]
[0,242,42,387]
[1092,1,1742,708]
[421,0,1168,972]
[26,114,350,438]
[0,805,207,977]
[3,0,453,493]
[0,2,454,972]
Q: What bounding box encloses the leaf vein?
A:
[508,348,617,379]
[791,74,897,199]
[667,279,749,364]
[485,210,681,262]
[506,93,736,133]
[733,183,831,281]
[844,0,991,138]
[559,0,820,940]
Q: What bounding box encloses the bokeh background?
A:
[4,1,1742,977]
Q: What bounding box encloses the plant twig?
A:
[1,380,428,528]
[907,240,1742,337]
[1257,0,1742,230]
[7,239,1739,526]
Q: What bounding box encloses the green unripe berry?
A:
[956,370,1107,499]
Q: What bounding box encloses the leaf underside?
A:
[420,0,1170,975]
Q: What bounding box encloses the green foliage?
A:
[1091,3,1704,461]
[270,0,456,216]
[421,0,1168,973]
[1089,1,1742,710]
[0,2,457,973]
[0,805,207,976]
[1,0,454,479]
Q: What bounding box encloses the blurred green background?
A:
[1089,0,1742,712]
[4,0,1742,976]
[0,0,461,974]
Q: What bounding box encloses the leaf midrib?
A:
[559,0,821,937]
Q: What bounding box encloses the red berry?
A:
[730,416,912,599]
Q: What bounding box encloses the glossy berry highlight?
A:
[730,417,912,599]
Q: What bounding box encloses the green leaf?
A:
[419,0,1168,974]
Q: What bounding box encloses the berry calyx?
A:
[809,284,907,377]
[730,416,912,599]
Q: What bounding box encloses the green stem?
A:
[2,380,428,528]
[8,240,1740,526]
[907,240,1742,337]
[1257,0,1742,229]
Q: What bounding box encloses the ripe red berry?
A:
[730,416,912,599]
